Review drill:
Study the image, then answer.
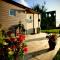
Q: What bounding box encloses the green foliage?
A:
[41,11,56,30]
[32,4,42,13]
[53,49,60,60]
[8,54,14,60]
[0,31,5,44]
[0,37,5,44]
[19,49,24,57]
[41,29,60,34]
[32,3,47,13]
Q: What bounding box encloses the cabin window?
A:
[9,9,16,16]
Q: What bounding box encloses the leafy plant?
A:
[0,32,28,60]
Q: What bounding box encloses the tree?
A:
[32,2,47,13]
[32,4,42,13]
[32,2,47,30]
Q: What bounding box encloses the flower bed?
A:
[0,32,28,60]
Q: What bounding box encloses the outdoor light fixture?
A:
[38,19,40,21]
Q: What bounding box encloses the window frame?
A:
[9,9,16,16]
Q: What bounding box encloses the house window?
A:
[9,9,16,16]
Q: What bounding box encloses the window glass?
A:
[9,9,16,16]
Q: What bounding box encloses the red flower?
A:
[7,31,12,36]
[5,38,10,42]
[12,45,16,49]
[9,45,16,50]
[18,34,25,42]
[23,47,28,54]
[10,38,16,42]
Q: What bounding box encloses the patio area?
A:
[25,35,60,60]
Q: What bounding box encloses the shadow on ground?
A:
[26,48,52,59]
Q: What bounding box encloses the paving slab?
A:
[26,37,60,60]
[25,33,47,40]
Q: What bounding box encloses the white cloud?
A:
[13,0,29,7]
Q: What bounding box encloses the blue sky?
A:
[13,0,60,26]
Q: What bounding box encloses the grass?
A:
[41,29,60,34]
[53,48,60,60]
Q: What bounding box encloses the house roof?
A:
[2,0,39,14]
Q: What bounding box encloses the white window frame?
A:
[9,9,16,16]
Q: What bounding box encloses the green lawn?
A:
[41,29,60,34]
[53,48,60,60]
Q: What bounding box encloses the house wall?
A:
[34,14,41,33]
[26,14,33,34]
[26,13,41,34]
[34,14,39,33]
[0,0,41,34]
[26,14,33,30]
[34,14,38,28]
[38,14,41,28]
[0,0,26,31]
